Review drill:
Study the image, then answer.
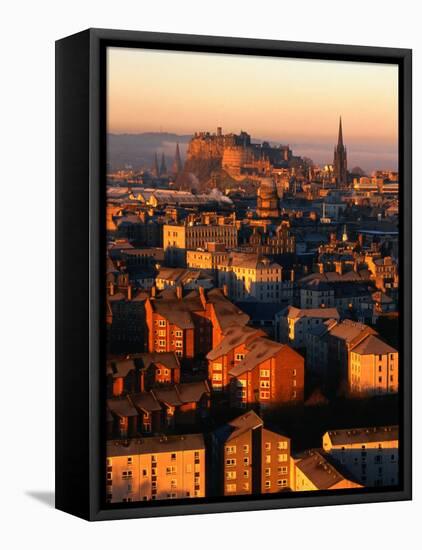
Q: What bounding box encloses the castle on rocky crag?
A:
[178,127,299,190]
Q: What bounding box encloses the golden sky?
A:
[107,47,398,169]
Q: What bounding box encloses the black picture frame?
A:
[55,28,412,521]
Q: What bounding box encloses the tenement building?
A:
[211,410,291,496]
[106,434,206,503]
[322,426,399,487]
[163,221,238,266]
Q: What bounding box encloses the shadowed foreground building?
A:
[322,426,399,487]
[106,434,205,503]
[293,449,362,491]
[211,411,291,496]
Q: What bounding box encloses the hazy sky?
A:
[107,47,398,170]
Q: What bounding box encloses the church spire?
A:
[160,152,167,175]
[333,116,347,186]
[338,116,343,147]
[152,152,159,177]
[172,143,183,176]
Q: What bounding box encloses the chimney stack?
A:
[176,286,183,300]
[290,269,295,282]
[108,282,115,296]
[127,284,132,301]
[150,285,156,298]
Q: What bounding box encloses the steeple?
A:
[338,116,344,148]
[333,116,348,187]
[160,152,167,175]
[152,152,159,177]
[172,143,183,176]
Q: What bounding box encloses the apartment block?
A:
[106,434,206,503]
[211,411,291,496]
[322,426,399,487]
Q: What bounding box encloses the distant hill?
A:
[107,132,191,171]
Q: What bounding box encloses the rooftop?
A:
[107,433,205,457]
[295,450,359,489]
[325,425,399,446]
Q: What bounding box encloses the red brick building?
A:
[228,338,304,408]
[145,287,249,359]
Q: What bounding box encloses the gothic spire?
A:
[172,143,183,175]
[160,152,167,175]
[152,152,159,177]
[338,116,344,148]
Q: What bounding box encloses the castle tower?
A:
[172,143,183,176]
[152,152,159,177]
[257,177,280,219]
[160,152,167,176]
[333,116,348,186]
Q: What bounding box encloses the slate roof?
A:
[107,434,205,457]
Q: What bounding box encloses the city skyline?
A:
[107,47,398,171]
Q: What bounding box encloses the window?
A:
[142,469,148,477]
[175,330,182,337]
[158,320,166,327]
[265,481,271,489]
[166,466,177,475]
[226,484,237,493]
[265,468,271,477]
[265,455,271,464]
[260,380,270,388]
[265,442,271,451]
[242,482,249,491]
[127,457,133,465]
[278,454,287,463]
[260,369,270,378]
[225,445,236,454]
[243,445,249,453]
[260,390,270,399]
[226,458,236,466]
[243,457,249,465]
[122,471,132,479]
[212,373,222,381]
[175,341,183,348]
[243,470,249,478]
[159,340,166,347]
[226,471,236,480]
[277,479,288,487]
[235,353,245,361]
[277,441,288,450]
[158,330,166,337]
[171,453,177,461]
[278,466,288,474]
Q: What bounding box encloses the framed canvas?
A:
[55,28,412,521]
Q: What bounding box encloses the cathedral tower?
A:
[333,116,348,186]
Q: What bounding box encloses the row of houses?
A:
[106,410,398,503]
